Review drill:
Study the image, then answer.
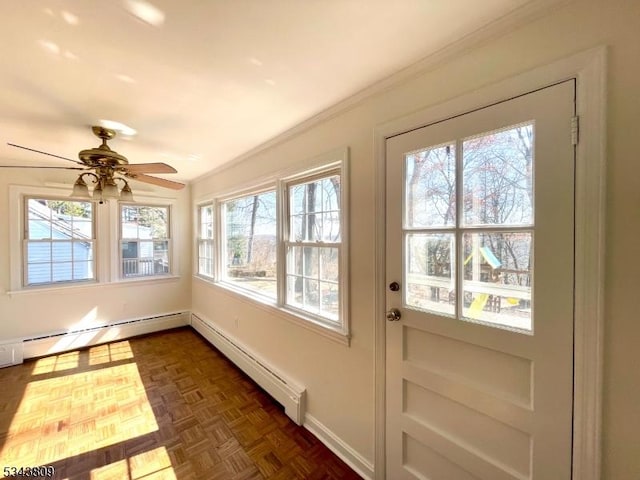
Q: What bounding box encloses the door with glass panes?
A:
[385,81,575,479]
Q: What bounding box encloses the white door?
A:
[385,81,575,479]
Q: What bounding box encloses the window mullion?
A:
[455,139,464,320]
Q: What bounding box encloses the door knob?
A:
[386,308,401,322]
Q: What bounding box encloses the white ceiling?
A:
[0,0,540,184]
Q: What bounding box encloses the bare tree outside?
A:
[405,123,535,329]
[224,191,277,298]
[287,175,341,320]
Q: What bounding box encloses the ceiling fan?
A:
[1,126,185,203]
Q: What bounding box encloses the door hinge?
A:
[571,115,579,145]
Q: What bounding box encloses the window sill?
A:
[6,275,181,297]
[192,275,350,346]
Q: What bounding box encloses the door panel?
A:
[385,81,575,479]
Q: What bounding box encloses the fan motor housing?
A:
[78,147,129,166]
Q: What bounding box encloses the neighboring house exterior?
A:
[121,221,167,277]
[27,200,93,285]
[27,201,163,284]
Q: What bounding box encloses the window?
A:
[221,190,277,299]
[24,198,95,286]
[404,123,534,330]
[197,203,215,278]
[285,172,341,321]
[120,204,171,278]
[198,149,349,338]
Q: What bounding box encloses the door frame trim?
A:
[373,46,606,480]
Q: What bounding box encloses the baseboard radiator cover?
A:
[191,312,306,425]
[0,342,24,368]
[21,311,190,360]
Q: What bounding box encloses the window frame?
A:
[193,147,350,341]
[401,123,535,332]
[196,202,215,279]
[281,167,345,328]
[118,202,172,279]
[22,196,97,288]
[8,184,181,293]
[217,183,279,301]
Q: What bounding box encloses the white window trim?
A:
[8,184,180,293]
[192,147,350,341]
[118,202,173,280]
[21,195,97,288]
[279,164,348,333]
[195,202,215,279]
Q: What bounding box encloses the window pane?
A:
[304,278,320,311]
[321,212,340,242]
[28,220,51,239]
[71,220,92,239]
[121,205,170,278]
[290,215,304,242]
[52,262,73,282]
[199,205,213,239]
[153,240,169,274]
[286,243,341,319]
[27,242,51,264]
[24,199,94,286]
[303,246,319,277]
[320,176,340,211]
[286,173,342,321]
[198,241,211,260]
[199,238,214,278]
[320,282,339,320]
[73,242,93,261]
[320,248,339,282]
[462,232,532,330]
[405,143,456,228]
[289,176,341,242]
[52,242,72,262]
[122,241,138,259]
[463,123,534,226]
[224,191,277,299]
[27,263,51,284]
[287,246,302,275]
[289,184,306,215]
[73,261,93,281]
[405,233,455,316]
[122,206,137,224]
[287,275,303,306]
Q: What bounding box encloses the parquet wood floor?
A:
[0,327,362,480]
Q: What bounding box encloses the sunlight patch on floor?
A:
[32,351,80,374]
[89,341,134,365]
[0,361,157,469]
[90,446,176,480]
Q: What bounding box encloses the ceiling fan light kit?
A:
[2,125,185,204]
[70,171,135,203]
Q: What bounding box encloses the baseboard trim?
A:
[304,413,374,480]
[21,311,190,359]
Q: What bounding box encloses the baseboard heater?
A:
[191,312,306,425]
[10,311,190,362]
[0,342,24,368]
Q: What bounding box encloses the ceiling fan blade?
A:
[7,143,84,165]
[0,165,87,170]
[127,173,185,190]
[123,162,177,174]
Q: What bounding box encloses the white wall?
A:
[0,167,192,341]
[0,1,636,477]
[191,0,640,478]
